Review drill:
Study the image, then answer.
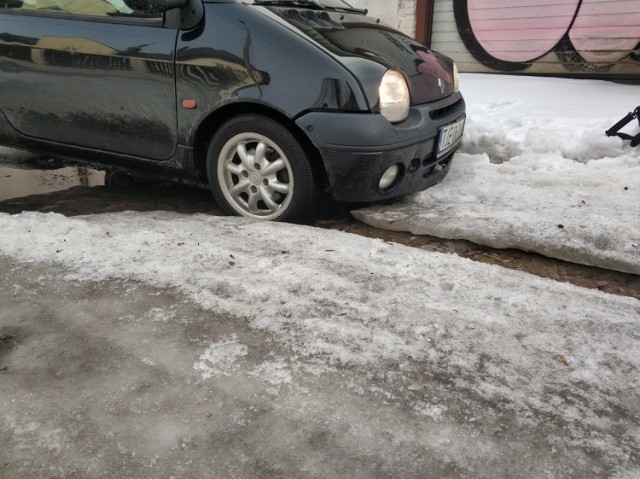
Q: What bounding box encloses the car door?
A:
[0,0,178,160]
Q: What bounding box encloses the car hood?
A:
[259,6,456,105]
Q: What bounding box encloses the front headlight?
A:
[453,62,460,92]
[379,70,410,123]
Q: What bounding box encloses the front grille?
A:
[420,151,454,180]
[429,99,463,120]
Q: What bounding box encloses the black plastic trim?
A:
[165,0,204,29]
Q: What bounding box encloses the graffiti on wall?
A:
[454,0,640,72]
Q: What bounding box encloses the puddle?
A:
[0,146,219,217]
[0,147,104,201]
[0,164,105,201]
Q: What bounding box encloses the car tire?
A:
[206,115,318,222]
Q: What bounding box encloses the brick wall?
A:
[397,0,417,38]
[348,0,416,38]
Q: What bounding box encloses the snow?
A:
[353,74,640,274]
[0,212,640,477]
[1,210,639,473]
[194,335,249,379]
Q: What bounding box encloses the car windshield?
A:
[251,0,362,13]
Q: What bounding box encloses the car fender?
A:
[176,3,371,146]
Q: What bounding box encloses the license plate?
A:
[437,116,465,156]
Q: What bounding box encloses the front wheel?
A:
[206,115,318,222]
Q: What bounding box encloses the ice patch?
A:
[145,307,176,323]
[251,359,293,386]
[0,210,639,471]
[613,469,640,479]
[193,335,248,379]
[413,402,448,419]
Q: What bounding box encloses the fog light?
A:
[379,164,400,190]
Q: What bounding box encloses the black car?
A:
[0,0,465,222]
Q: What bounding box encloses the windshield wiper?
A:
[253,0,368,15]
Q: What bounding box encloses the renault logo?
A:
[437,78,445,94]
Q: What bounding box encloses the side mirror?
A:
[124,0,188,13]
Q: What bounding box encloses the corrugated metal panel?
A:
[429,0,640,76]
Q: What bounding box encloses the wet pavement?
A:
[1,158,639,300]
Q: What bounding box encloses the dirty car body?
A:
[0,0,465,222]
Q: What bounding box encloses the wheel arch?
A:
[192,102,328,190]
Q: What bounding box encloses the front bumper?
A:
[296,92,465,202]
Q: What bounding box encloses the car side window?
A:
[0,0,161,19]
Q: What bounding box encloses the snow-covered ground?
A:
[1,211,639,475]
[354,74,640,274]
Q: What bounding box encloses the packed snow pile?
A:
[353,74,640,274]
[0,210,637,368]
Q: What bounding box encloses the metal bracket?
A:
[605,106,640,147]
[165,0,204,30]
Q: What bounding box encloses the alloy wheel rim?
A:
[217,132,294,220]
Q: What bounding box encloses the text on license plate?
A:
[437,117,465,156]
